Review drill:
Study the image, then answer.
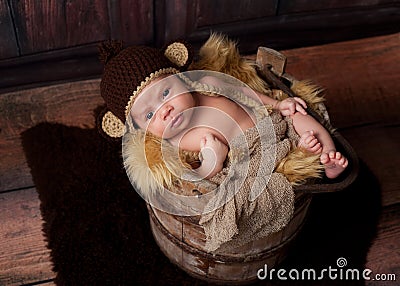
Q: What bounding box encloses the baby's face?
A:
[130,75,195,139]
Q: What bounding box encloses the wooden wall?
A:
[0,0,399,92]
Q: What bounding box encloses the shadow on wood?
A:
[21,120,209,285]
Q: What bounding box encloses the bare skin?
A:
[130,74,348,179]
[297,126,348,179]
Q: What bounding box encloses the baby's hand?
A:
[276,97,307,116]
[199,133,228,178]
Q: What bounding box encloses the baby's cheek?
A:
[149,122,167,138]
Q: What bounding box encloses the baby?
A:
[97,39,347,187]
[129,73,348,180]
[97,38,349,252]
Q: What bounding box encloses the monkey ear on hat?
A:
[96,106,126,141]
[163,40,193,70]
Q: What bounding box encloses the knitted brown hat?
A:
[97,40,193,139]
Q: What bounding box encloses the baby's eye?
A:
[162,89,170,98]
[146,111,154,120]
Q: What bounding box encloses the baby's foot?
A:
[320,151,348,179]
[298,130,322,154]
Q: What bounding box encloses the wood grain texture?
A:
[157,2,399,53]
[0,188,54,286]
[0,0,18,59]
[0,79,103,192]
[341,124,400,207]
[148,195,312,283]
[196,0,277,27]
[10,0,110,55]
[0,44,102,92]
[108,0,154,46]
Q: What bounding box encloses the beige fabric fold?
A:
[199,111,299,252]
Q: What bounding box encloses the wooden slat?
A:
[0,79,104,192]
[0,0,18,59]
[0,188,54,286]
[108,0,154,46]
[10,0,110,55]
[196,0,277,27]
[0,44,103,93]
[174,5,400,53]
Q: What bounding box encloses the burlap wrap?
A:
[199,111,299,252]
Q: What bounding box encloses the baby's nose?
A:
[160,105,173,120]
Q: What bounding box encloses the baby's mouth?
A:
[170,113,183,128]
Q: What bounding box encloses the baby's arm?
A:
[245,87,308,116]
[195,133,228,179]
[199,75,307,116]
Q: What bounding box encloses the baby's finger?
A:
[200,138,206,148]
[296,104,307,115]
[294,97,307,108]
[289,102,296,114]
[203,133,217,147]
[204,132,214,142]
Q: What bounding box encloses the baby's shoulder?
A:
[198,75,221,85]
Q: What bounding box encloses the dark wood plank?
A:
[196,0,277,27]
[157,3,400,53]
[0,188,55,286]
[10,0,110,55]
[108,0,154,46]
[0,43,102,92]
[2,3,399,91]
[0,0,18,59]
[279,0,396,14]
[0,79,103,192]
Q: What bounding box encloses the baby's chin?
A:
[161,129,184,140]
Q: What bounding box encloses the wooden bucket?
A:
[145,49,360,284]
[147,192,312,284]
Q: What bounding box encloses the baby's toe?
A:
[340,157,349,168]
[320,153,329,164]
[335,151,343,160]
[311,142,322,153]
